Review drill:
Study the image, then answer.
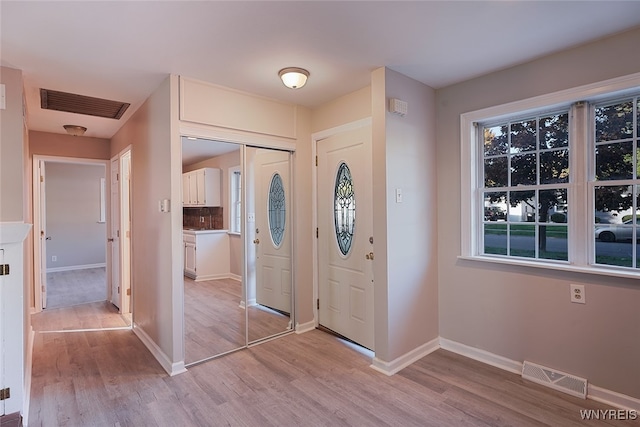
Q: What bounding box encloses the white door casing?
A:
[254,149,292,314]
[120,150,132,313]
[317,125,374,350]
[39,160,48,309]
[0,248,4,416]
[110,156,121,308]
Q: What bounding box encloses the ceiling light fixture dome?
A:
[278,67,309,89]
[63,125,87,136]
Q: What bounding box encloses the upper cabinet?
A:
[183,167,221,207]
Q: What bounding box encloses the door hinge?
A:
[117,286,120,294]
[40,175,44,183]
[117,230,120,238]
[315,156,318,166]
[0,264,9,276]
[126,288,131,296]
[317,298,319,310]
[316,228,318,238]
[42,285,45,292]
[0,387,10,401]
[116,173,119,181]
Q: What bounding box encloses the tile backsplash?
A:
[183,206,223,230]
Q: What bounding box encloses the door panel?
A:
[317,125,374,350]
[39,160,47,309]
[254,150,291,314]
[110,157,121,308]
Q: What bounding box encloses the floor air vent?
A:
[522,361,587,399]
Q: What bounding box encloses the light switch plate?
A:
[0,84,6,110]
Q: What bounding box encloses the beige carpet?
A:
[46,267,107,309]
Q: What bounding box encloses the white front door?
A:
[254,149,292,314]
[317,125,374,350]
[110,156,121,308]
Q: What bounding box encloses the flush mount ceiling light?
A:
[278,67,309,89]
[63,125,87,136]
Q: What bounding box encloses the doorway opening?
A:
[32,153,132,327]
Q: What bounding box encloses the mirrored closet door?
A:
[182,137,246,365]
[182,139,294,366]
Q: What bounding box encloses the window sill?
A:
[457,255,640,280]
[227,231,241,237]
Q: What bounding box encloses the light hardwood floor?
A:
[28,303,636,426]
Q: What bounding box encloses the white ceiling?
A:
[3,1,640,140]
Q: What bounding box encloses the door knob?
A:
[365,252,374,260]
[107,238,114,242]
[253,238,260,244]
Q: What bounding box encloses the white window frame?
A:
[229,166,241,234]
[460,72,640,279]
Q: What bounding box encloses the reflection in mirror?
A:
[245,146,293,343]
[181,137,246,366]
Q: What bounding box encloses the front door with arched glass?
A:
[317,124,374,350]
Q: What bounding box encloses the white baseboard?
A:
[193,273,230,281]
[295,320,316,334]
[370,337,440,376]
[47,263,106,273]
[227,273,242,281]
[132,323,186,377]
[439,338,522,374]
[589,384,640,412]
[440,337,640,411]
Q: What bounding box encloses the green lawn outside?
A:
[484,223,568,238]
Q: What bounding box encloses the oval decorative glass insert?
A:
[334,162,356,255]
[268,173,286,247]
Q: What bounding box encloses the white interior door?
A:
[39,160,48,309]
[317,125,374,350]
[0,248,4,416]
[120,150,132,313]
[110,156,121,308]
[254,149,292,314]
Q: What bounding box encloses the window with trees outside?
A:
[461,76,640,277]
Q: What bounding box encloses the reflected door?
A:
[254,149,292,314]
[317,125,374,350]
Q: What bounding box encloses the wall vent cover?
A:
[40,89,130,119]
[522,360,587,399]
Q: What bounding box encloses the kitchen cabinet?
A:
[182,167,221,207]
[183,229,230,280]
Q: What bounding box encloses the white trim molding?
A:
[295,320,316,334]
[370,337,440,376]
[46,262,106,273]
[440,337,640,411]
[133,323,187,377]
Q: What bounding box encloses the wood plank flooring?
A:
[28,302,637,426]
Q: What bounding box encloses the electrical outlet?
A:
[52,255,57,262]
[570,284,585,304]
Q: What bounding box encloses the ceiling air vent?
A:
[40,89,130,120]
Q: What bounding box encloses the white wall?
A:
[45,162,106,270]
[371,68,439,363]
[436,27,640,399]
[110,75,184,374]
